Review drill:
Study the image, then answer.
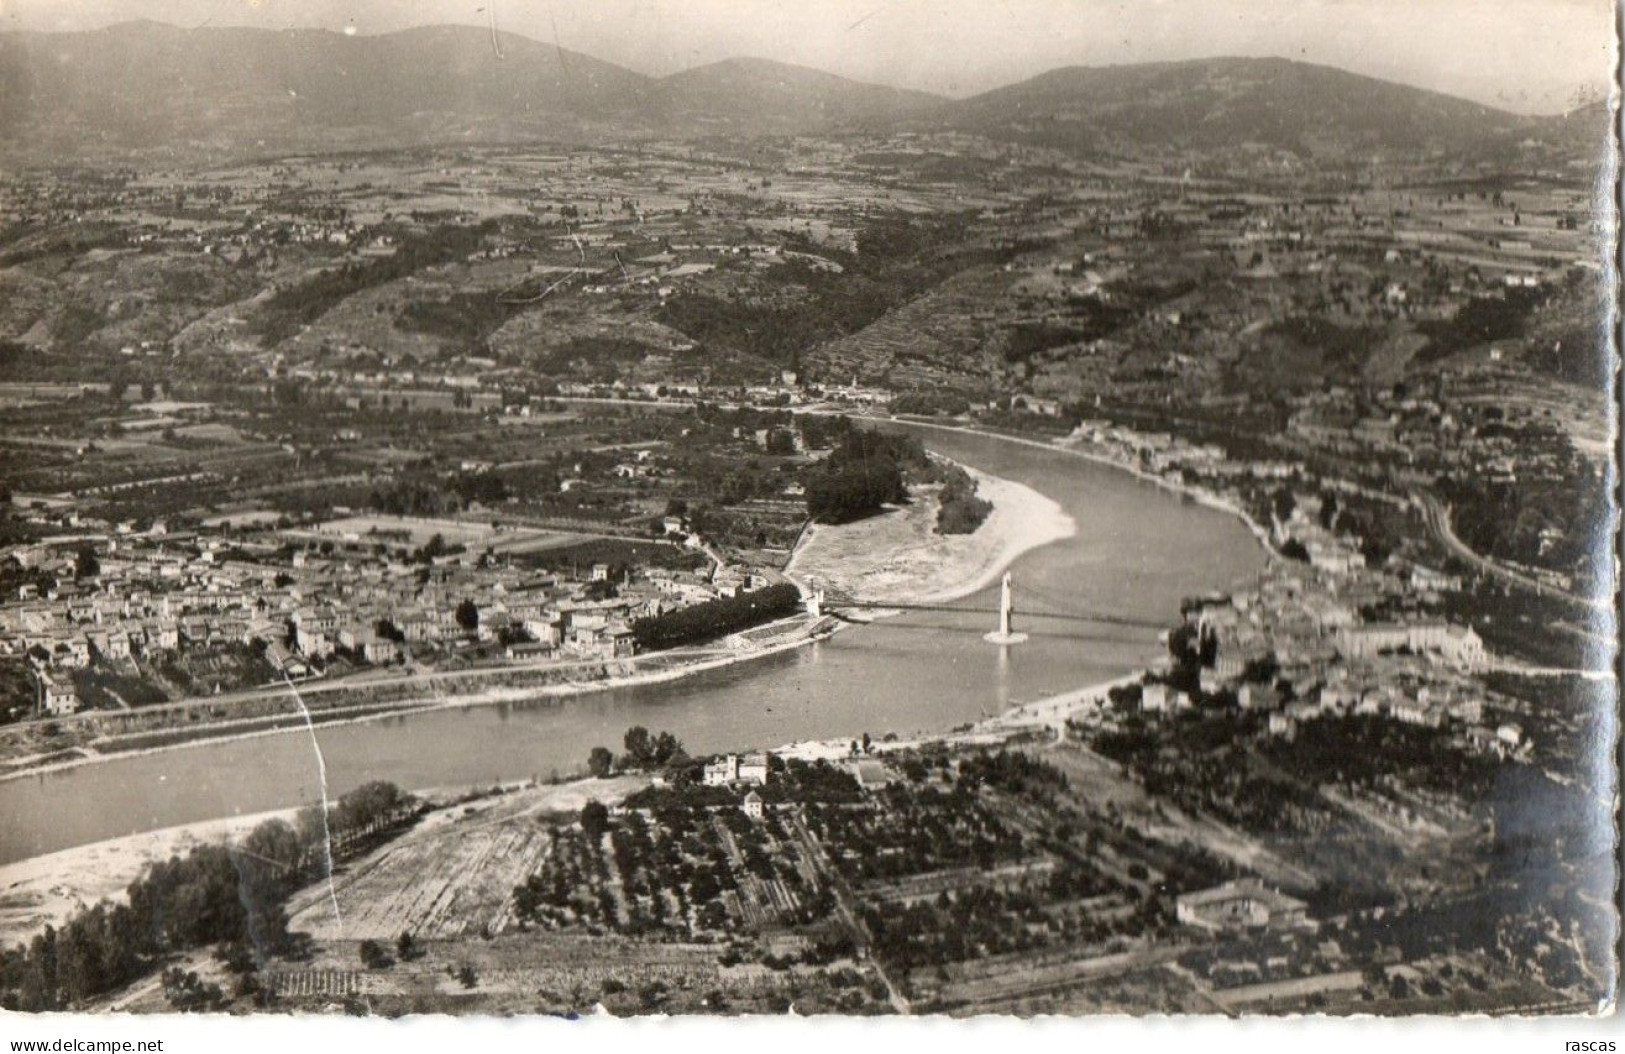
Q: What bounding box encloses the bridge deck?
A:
[828,600,1165,631]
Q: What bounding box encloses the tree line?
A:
[803,429,925,523]
[935,465,992,535]
[254,222,493,346]
[0,781,417,1011]
[588,725,687,777]
[630,583,801,652]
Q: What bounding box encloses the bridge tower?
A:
[983,571,1029,645]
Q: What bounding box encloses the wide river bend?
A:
[0,423,1265,864]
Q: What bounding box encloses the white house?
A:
[738,752,770,785]
[703,754,740,786]
[38,672,80,716]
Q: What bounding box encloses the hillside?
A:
[0,24,942,155]
[0,21,651,153]
[908,57,1541,158]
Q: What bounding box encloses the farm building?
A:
[841,758,893,789]
[1175,879,1312,933]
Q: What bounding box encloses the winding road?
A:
[1409,489,1609,613]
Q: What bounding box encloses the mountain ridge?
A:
[903,56,1542,158]
[0,21,1585,159]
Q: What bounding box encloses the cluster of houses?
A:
[698,753,773,820]
[1166,564,1498,745]
[702,752,771,788]
[1072,419,1298,486]
[1116,474,1513,748]
[1285,379,1583,509]
[5,533,288,715]
[1,511,777,718]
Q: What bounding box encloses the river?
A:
[0,423,1265,864]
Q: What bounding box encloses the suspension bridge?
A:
[816,573,1169,635]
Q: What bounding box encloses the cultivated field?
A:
[287,777,647,943]
[292,822,553,941]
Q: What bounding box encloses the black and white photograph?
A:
[0,0,1616,1028]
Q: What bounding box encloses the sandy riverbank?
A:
[785,463,1076,605]
[0,804,301,949]
[0,774,655,951]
